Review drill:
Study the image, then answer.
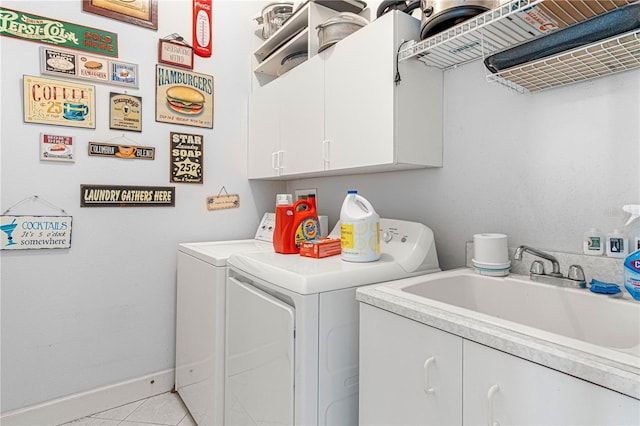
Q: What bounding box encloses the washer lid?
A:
[179,240,273,266]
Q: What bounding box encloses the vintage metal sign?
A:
[81,185,175,207]
[23,75,95,128]
[40,47,139,88]
[158,38,193,69]
[40,132,75,162]
[193,0,212,57]
[88,142,154,160]
[170,132,203,183]
[156,64,213,129]
[1,215,72,250]
[206,194,240,211]
[0,7,118,57]
[110,92,142,131]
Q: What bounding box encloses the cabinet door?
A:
[323,16,396,171]
[278,57,325,176]
[463,340,640,426]
[248,78,281,179]
[359,304,463,425]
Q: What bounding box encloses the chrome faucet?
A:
[514,245,562,277]
[514,245,586,289]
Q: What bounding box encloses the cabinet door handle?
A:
[271,151,279,172]
[487,384,500,426]
[278,150,285,173]
[423,356,436,394]
[322,140,330,169]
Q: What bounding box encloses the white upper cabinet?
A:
[247,58,325,179]
[247,11,443,180]
[323,11,442,173]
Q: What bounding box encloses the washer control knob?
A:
[382,231,393,243]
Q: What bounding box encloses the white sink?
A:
[375,268,640,370]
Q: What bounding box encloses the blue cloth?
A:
[589,279,621,294]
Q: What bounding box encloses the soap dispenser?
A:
[582,228,604,256]
[606,229,628,258]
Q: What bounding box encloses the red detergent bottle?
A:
[274,194,296,254]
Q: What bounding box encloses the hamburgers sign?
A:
[156,64,213,129]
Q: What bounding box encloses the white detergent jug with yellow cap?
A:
[340,190,380,262]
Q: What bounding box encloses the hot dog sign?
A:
[155,64,213,129]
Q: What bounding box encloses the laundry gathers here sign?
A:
[0,7,118,57]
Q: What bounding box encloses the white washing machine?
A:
[225,218,440,426]
[175,213,275,426]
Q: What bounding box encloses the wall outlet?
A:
[294,188,317,202]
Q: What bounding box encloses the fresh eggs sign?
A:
[0,7,118,57]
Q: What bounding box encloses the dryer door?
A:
[226,277,295,425]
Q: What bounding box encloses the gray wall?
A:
[287,60,640,270]
[0,0,284,412]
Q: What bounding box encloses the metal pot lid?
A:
[281,50,308,65]
[420,5,489,39]
[317,12,369,29]
[261,2,293,14]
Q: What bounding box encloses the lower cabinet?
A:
[359,303,640,426]
[359,303,462,425]
[463,340,640,426]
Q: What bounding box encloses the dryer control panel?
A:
[255,212,275,243]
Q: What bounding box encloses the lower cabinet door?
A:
[463,340,640,426]
[359,303,463,425]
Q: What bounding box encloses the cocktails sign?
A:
[1,215,72,250]
[0,7,118,57]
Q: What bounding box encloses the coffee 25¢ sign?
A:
[23,75,95,128]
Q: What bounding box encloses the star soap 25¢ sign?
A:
[170,132,202,184]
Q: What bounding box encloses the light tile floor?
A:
[60,392,196,426]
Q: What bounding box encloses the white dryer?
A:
[225,218,440,426]
[175,213,275,426]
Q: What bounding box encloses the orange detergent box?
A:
[300,238,342,258]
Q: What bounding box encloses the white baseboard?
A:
[0,369,175,426]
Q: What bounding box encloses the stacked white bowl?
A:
[472,233,510,276]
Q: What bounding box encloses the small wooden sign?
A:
[1,215,72,250]
[170,132,203,183]
[158,39,194,69]
[206,194,240,211]
[109,92,142,132]
[40,133,75,162]
[80,185,175,207]
[88,142,154,160]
